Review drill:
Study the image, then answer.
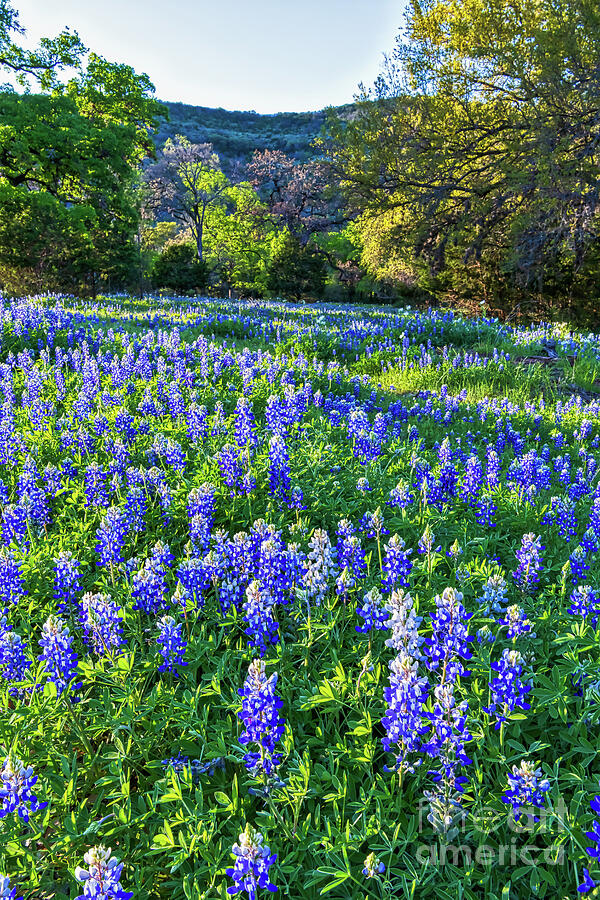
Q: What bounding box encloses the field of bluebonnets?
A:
[2,294,600,900]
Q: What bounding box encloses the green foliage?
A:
[0,0,84,90]
[327,0,600,315]
[0,44,164,295]
[265,232,327,299]
[151,243,209,293]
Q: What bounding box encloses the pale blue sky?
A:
[14,0,402,113]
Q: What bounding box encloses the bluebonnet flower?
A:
[0,756,46,821]
[162,753,224,781]
[186,403,208,444]
[123,487,147,534]
[582,527,599,554]
[243,582,279,655]
[240,472,256,496]
[356,587,387,633]
[356,477,371,493]
[1,504,29,549]
[234,397,258,450]
[476,625,495,644]
[288,485,305,510]
[149,540,174,574]
[84,462,109,509]
[477,574,509,615]
[226,824,277,899]
[424,588,472,680]
[255,537,293,605]
[238,658,285,778]
[580,868,597,893]
[268,436,291,498]
[463,455,483,504]
[164,437,187,473]
[80,592,125,657]
[0,623,30,686]
[486,448,501,489]
[335,521,365,594]
[177,557,210,610]
[95,507,128,570]
[146,467,173,523]
[568,585,600,627]
[132,561,167,615]
[218,444,245,497]
[188,484,216,553]
[0,874,19,899]
[382,534,413,589]
[544,496,578,541]
[384,589,424,658]
[265,394,288,436]
[382,649,428,773]
[447,539,462,560]
[569,545,590,584]
[476,497,497,528]
[38,615,80,697]
[579,794,600,893]
[74,846,133,900]
[43,464,62,497]
[422,680,472,772]
[305,529,336,605]
[166,382,185,419]
[387,479,414,509]
[54,551,82,613]
[362,853,385,878]
[0,549,26,611]
[157,615,187,674]
[211,401,227,435]
[499,605,534,640]
[484,649,531,728]
[588,499,600,541]
[418,525,440,556]
[359,507,389,540]
[501,760,550,821]
[513,534,544,591]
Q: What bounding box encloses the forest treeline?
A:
[0,0,599,321]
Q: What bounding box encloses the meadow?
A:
[1,294,600,900]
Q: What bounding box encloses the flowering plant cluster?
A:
[1,294,599,898]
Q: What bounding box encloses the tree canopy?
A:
[327,0,600,312]
[0,1,165,294]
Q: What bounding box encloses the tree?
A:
[204,181,273,295]
[62,53,164,163]
[0,0,84,89]
[151,243,208,293]
[144,137,230,261]
[265,231,326,299]
[327,0,600,307]
[247,149,342,244]
[0,37,165,294]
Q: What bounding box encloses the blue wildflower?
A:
[38,615,80,697]
[226,824,277,899]
[238,658,285,778]
[74,845,133,900]
[80,592,125,657]
[156,615,187,675]
[0,756,46,822]
[501,759,550,821]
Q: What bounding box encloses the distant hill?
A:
[153,100,352,172]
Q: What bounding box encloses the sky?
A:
[13,0,402,113]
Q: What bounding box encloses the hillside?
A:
[154,100,351,171]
